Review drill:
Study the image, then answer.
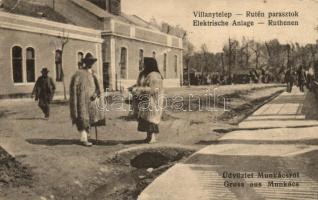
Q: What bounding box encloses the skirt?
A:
[138,118,159,134]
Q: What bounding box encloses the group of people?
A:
[32,54,163,146]
[189,68,275,86]
[284,66,315,93]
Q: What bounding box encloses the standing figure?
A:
[297,66,306,92]
[284,68,294,93]
[306,66,315,91]
[69,53,105,147]
[133,57,164,144]
[129,68,147,119]
[32,68,56,119]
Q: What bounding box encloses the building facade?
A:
[0,11,103,97]
[0,0,183,97]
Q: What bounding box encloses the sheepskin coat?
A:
[69,70,103,129]
[135,72,163,124]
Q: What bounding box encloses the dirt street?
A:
[0,84,284,200]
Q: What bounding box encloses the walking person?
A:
[32,68,56,119]
[297,66,306,92]
[69,53,105,147]
[306,66,315,91]
[284,68,294,93]
[133,57,164,144]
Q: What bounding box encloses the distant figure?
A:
[306,66,315,91]
[133,57,164,144]
[32,68,56,119]
[69,53,105,147]
[284,68,294,93]
[297,66,306,92]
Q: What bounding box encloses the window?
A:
[12,46,23,83]
[55,50,63,81]
[77,52,84,69]
[163,53,167,78]
[120,47,127,79]
[139,49,144,71]
[152,51,156,58]
[174,55,178,78]
[26,47,35,82]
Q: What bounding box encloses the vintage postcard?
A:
[0,0,318,199]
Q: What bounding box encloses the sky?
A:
[122,0,318,53]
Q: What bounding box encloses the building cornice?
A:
[102,32,183,50]
[0,11,102,35]
[0,21,103,43]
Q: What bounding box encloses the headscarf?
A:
[143,57,163,79]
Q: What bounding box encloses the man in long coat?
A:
[297,66,306,92]
[32,68,56,119]
[69,53,105,146]
[285,68,295,93]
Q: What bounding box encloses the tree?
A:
[183,38,194,87]
[199,44,210,84]
[54,29,69,100]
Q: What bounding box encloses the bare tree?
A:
[55,29,69,100]
[250,43,261,69]
[183,38,194,87]
[200,44,209,84]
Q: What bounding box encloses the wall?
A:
[50,0,104,29]
[103,35,182,90]
[0,28,102,97]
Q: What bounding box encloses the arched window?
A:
[12,46,23,83]
[174,55,178,78]
[139,49,144,71]
[163,53,167,78]
[152,51,156,58]
[55,50,63,81]
[77,52,84,69]
[26,47,35,82]
[120,47,127,79]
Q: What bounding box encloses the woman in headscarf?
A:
[133,57,164,144]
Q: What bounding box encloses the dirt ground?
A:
[0,84,284,200]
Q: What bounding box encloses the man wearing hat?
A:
[69,53,105,146]
[32,67,56,119]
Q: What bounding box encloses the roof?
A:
[1,0,71,24]
[71,0,163,32]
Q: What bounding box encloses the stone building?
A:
[0,2,103,98]
[0,0,183,97]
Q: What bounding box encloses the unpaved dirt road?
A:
[0,84,284,200]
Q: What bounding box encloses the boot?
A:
[148,133,157,144]
[144,133,151,143]
[80,131,93,147]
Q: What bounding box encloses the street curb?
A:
[228,88,285,125]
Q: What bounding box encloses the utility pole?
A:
[228,38,232,78]
[221,53,224,74]
[187,60,191,87]
[287,44,291,69]
[246,43,249,68]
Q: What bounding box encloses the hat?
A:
[82,53,97,68]
[41,68,49,74]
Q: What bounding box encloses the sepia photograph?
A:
[0,0,318,199]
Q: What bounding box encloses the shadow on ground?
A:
[196,138,318,145]
[26,138,146,146]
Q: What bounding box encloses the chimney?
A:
[108,0,121,16]
[88,0,106,9]
[0,0,3,10]
[88,0,121,16]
